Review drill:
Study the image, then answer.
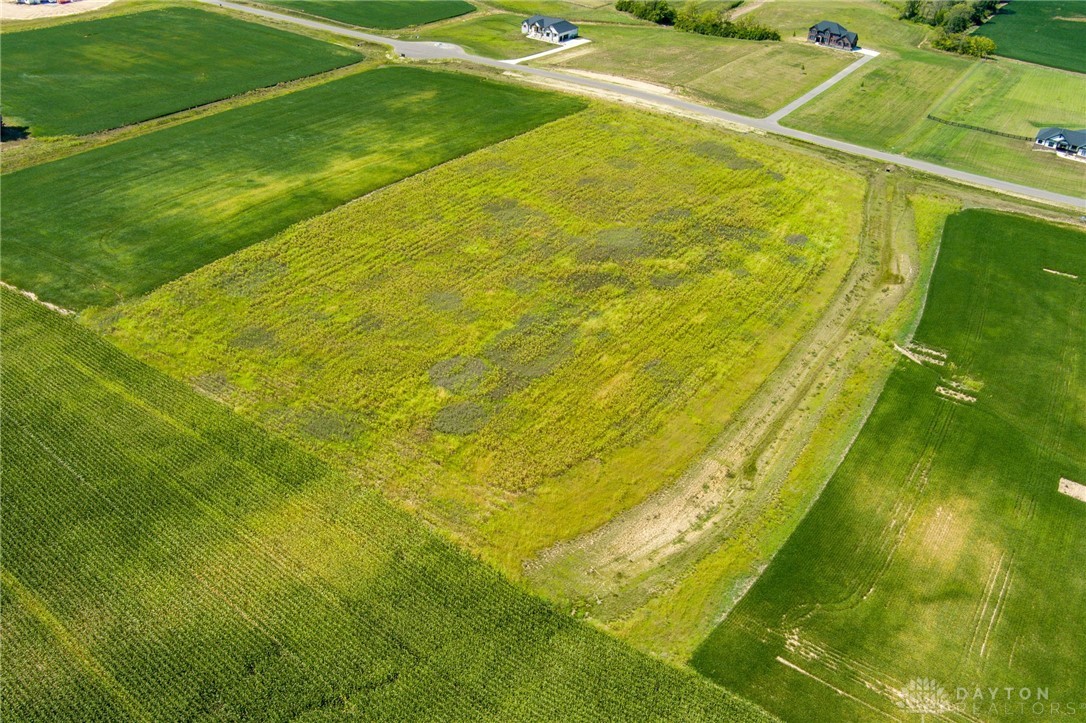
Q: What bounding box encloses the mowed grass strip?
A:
[99,106,865,576]
[0,289,771,721]
[1,66,584,309]
[975,0,1086,74]
[259,0,475,28]
[693,211,1086,721]
[0,7,362,137]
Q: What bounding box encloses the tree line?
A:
[899,0,998,56]
[615,0,781,41]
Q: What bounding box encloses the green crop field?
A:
[97,106,865,581]
[976,0,1086,73]
[1,289,772,721]
[0,7,361,137]
[533,24,854,117]
[693,210,1086,721]
[260,0,475,29]
[1,66,582,310]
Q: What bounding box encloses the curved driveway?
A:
[204,0,1084,209]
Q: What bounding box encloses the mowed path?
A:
[201,0,1083,209]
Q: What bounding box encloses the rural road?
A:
[206,0,1084,209]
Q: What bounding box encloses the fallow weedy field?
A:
[693,210,1086,720]
[1,289,771,721]
[975,0,1086,73]
[97,106,866,580]
[1,66,582,309]
[0,6,361,137]
[260,0,475,29]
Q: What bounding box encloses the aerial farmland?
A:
[1,0,1083,721]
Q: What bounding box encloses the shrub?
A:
[931,27,997,56]
[615,0,676,25]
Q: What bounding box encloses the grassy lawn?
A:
[1,66,583,309]
[693,210,1086,721]
[534,24,854,117]
[415,12,552,58]
[482,0,649,24]
[0,6,361,136]
[97,106,865,581]
[258,0,475,29]
[759,0,1086,196]
[1,289,771,721]
[976,0,1086,73]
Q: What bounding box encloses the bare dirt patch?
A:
[1,0,113,20]
[1058,478,1086,503]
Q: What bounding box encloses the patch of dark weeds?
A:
[432,401,489,435]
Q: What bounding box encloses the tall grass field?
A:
[0,289,771,721]
[1,66,583,309]
[692,210,1086,721]
[0,7,361,136]
[97,106,865,579]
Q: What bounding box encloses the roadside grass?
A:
[0,6,361,137]
[975,0,1086,73]
[96,106,866,582]
[415,12,551,57]
[693,210,1086,721]
[1,289,771,721]
[533,24,853,117]
[1,66,583,309]
[257,0,475,29]
[761,0,1086,196]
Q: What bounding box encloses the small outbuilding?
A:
[521,15,579,44]
[808,20,858,51]
[1035,127,1086,159]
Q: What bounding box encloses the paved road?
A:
[203,0,1084,209]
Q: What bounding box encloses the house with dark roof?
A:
[1035,128,1086,160]
[808,20,858,51]
[521,15,579,44]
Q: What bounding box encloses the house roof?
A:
[1036,127,1086,146]
[811,20,857,43]
[548,20,578,33]
[524,15,577,31]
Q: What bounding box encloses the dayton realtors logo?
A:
[897,679,1081,718]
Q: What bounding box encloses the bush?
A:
[617,0,779,40]
[674,6,780,40]
[899,0,997,31]
[931,27,996,56]
[615,0,676,25]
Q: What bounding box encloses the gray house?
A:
[808,20,858,50]
[521,15,579,44]
[1035,127,1086,159]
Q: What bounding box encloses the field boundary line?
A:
[925,115,1033,142]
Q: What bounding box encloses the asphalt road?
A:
[203,0,1084,209]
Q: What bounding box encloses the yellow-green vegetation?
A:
[96,107,866,583]
[525,178,962,663]
[533,24,854,117]
[0,6,361,136]
[2,66,582,309]
[752,0,1086,196]
[694,210,1086,721]
[2,289,773,721]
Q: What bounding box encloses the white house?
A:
[521,15,579,44]
[1035,127,1086,160]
